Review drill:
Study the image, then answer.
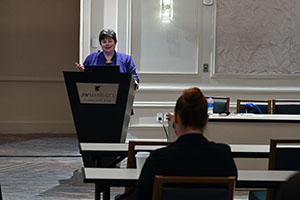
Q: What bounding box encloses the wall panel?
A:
[0,0,80,134]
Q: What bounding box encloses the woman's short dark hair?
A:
[175,87,208,130]
[99,29,117,43]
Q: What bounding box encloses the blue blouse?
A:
[83,51,139,82]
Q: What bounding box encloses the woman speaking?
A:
[76,29,139,89]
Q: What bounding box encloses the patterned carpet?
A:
[0,134,96,200]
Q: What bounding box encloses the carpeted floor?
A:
[0,134,96,200]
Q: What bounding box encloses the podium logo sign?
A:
[76,83,119,104]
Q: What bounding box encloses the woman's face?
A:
[100,37,116,54]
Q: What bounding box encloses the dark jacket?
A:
[132,133,237,200]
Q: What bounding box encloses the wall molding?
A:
[138,85,300,93]
[0,120,75,134]
[80,0,91,63]
[2,78,299,95]
[0,119,164,136]
[129,0,201,75]
[133,101,238,111]
[0,76,64,82]
[129,124,163,128]
[212,73,300,79]
[133,101,176,108]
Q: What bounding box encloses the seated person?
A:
[276,172,300,200]
[132,87,237,200]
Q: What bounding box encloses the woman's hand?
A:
[75,62,84,71]
[134,80,139,90]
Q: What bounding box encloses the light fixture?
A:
[160,0,173,24]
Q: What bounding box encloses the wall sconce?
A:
[160,0,173,24]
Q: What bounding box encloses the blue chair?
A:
[152,176,236,200]
[206,96,230,113]
[249,139,300,200]
[249,190,266,200]
[236,99,271,114]
[272,99,300,114]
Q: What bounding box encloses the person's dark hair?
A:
[175,87,208,130]
[99,29,117,43]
